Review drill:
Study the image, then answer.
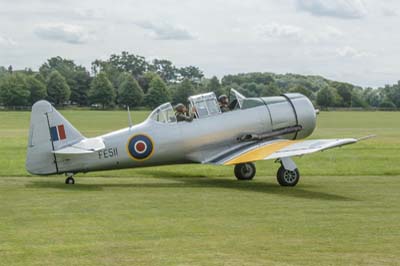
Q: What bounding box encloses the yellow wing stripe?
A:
[224,140,297,165]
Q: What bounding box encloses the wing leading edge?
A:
[206,138,358,165]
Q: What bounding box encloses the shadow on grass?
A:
[26,182,104,191]
[27,170,355,202]
[136,169,211,178]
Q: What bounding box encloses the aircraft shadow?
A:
[152,174,354,202]
[27,171,355,202]
[26,181,103,191]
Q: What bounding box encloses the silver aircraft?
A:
[26,89,363,186]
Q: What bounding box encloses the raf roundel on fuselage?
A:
[126,134,154,160]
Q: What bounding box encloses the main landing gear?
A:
[276,166,300,187]
[234,157,300,186]
[65,173,75,185]
[234,163,256,180]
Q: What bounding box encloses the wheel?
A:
[65,176,75,185]
[234,163,256,180]
[276,166,300,187]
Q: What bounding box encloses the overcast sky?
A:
[0,0,399,87]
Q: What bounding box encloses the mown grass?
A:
[0,111,400,266]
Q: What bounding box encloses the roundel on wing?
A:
[127,134,154,160]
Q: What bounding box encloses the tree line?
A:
[0,52,399,109]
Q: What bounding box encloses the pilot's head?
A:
[175,103,186,113]
[218,95,229,105]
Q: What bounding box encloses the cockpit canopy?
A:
[149,103,177,124]
[148,89,253,124]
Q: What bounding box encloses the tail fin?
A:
[26,100,84,175]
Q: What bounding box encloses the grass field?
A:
[0,111,399,265]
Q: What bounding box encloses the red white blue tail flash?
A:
[50,125,66,141]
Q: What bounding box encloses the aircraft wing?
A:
[205,138,358,165]
[52,138,105,155]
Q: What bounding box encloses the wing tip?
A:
[357,135,377,141]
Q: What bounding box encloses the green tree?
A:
[73,68,92,106]
[288,85,313,98]
[34,73,46,84]
[263,83,281,97]
[89,72,115,109]
[40,57,90,105]
[26,75,47,104]
[363,88,381,107]
[332,82,354,107]
[178,66,204,82]
[150,59,177,82]
[381,82,400,107]
[46,71,71,105]
[0,74,30,107]
[317,87,335,107]
[92,60,122,90]
[173,79,195,104]
[350,88,368,108]
[137,72,158,94]
[118,73,144,107]
[0,66,7,78]
[144,75,170,108]
[240,82,262,97]
[92,52,149,79]
[379,99,396,109]
[207,76,223,96]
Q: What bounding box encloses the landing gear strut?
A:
[234,162,256,181]
[65,173,75,185]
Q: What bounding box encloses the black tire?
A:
[234,163,256,181]
[65,177,75,185]
[276,166,300,187]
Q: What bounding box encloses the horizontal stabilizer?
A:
[52,138,105,155]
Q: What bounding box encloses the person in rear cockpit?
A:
[218,95,230,113]
[175,103,195,122]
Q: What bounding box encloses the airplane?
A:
[26,89,367,186]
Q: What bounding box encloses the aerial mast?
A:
[127,106,133,128]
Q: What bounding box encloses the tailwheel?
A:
[65,174,75,185]
[276,166,300,187]
[234,162,256,181]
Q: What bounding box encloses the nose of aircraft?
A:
[283,93,317,139]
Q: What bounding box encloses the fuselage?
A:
[55,93,317,174]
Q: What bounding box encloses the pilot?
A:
[218,94,230,112]
[175,103,194,122]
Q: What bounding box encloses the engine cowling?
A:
[261,93,317,140]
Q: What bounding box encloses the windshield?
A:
[229,88,246,109]
[148,103,177,124]
[188,92,221,119]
